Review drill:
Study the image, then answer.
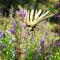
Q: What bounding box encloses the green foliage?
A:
[0,32,14,60]
[50,47,60,60]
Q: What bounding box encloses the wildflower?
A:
[40,40,44,46]
[21,22,27,29]
[39,38,45,46]
[39,38,45,52]
[22,30,27,38]
[16,9,27,19]
[10,28,15,34]
[23,23,27,29]
[20,21,27,38]
[12,20,16,27]
[0,30,3,38]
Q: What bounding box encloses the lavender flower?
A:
[22,30,27,38]
[10,20,16,34]
[10,28,15,34]
[16,9,27,19]
[39,38,45,46]
[0,30,3,38]
[39,38,45,52]
[12,20,16,27]
[40,40,44,46]
[20,22,27,38]
[21,22,27,29]
[24,24,27,29]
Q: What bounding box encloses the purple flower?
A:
[16,9,27,19]
[19,9,27,18]
[24,24,27,29]
[21,22,27,29]
[0,30,3,38]
[10,28,15,34]
[12,20,16,27]
[39,38,45,46]
[22,31,27,38]
[39,38,45,52]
